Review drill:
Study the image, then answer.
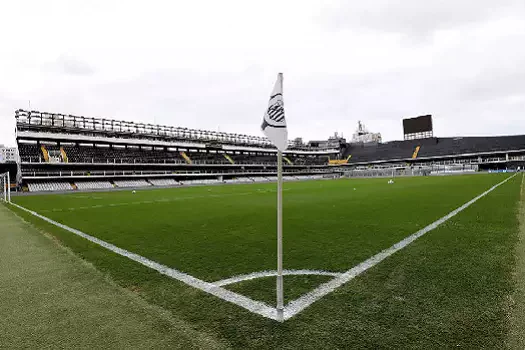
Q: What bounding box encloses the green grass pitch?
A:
[9,173,525,348]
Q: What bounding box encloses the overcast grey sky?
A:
[1,0,524,147]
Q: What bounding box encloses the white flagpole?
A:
[7,171,11,202]
[260,72,287,321]
[276,149,284,321]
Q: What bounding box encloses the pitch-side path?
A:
[0,204,228,349]
[509,173,525,349]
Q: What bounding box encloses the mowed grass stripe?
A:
[8,174,521,348]
[10,200,280,321]
[12,174,511,282]
[36,189,287,213]
[0,204,228,349]
[509,173,525,349]
[268,173,521,348]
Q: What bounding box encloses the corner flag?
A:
[261,73,287,321]
[261,73,288,151]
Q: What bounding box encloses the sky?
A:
[1,0,524,147]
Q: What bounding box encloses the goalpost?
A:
[0,172,11,203]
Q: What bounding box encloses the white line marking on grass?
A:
[282,173,519,320]
[9,202,280,321]
[213,270,342,287]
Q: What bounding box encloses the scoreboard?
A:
[403,115,433,140]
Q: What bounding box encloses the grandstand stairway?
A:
[283,156,293,165]
[180,151,192,164]
[412,146,421,159]
[60,147,69,163]
[223,154,235,164]
[40,145,50,162]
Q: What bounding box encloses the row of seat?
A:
[20,134,525,168]
[344,135,525,164]
[223,178,255,184]
[189,152,231,165]
[148,178,180,186]
[113,180,152,188]
[249,176,272,182]
[18,143,331,165]
[75,181,114,190]
[26,175,329,192]
[27,182,73,192]
[294,175,325,181]
[180,179,221,186]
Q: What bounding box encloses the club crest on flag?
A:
[261,73,288,151]
[262,96,285,130]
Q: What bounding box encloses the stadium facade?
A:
[10,109,525,192]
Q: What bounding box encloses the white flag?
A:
[261,73,288,151]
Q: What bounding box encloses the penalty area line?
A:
[283,173,519,320]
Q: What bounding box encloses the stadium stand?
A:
[181,179,221,186]
[148,178,180,186]
[75,181,114,190]
[18,143,42,163]
[61,145,187,164]
[19,140,329,166]
[295,175,325,181]
[15,110,340,192]
[187,151,230,165]
[13,109,525,192]
[344,136,525,164]
[27,182,73,192]
[228,153,278,165]
[223,177,255,184]
[287,154,330,165]
[114,180,152,188]
[250,177,271,182]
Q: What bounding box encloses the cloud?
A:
[0,0,524,147]
[46,54,95,76]
[320,0,525,40]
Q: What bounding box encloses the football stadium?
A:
[1,1,525,346]
[2,105,525,348]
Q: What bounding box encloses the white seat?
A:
[114,180,152,188]
[148,179,180,186]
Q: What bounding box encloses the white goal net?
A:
[0,172,11,203]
